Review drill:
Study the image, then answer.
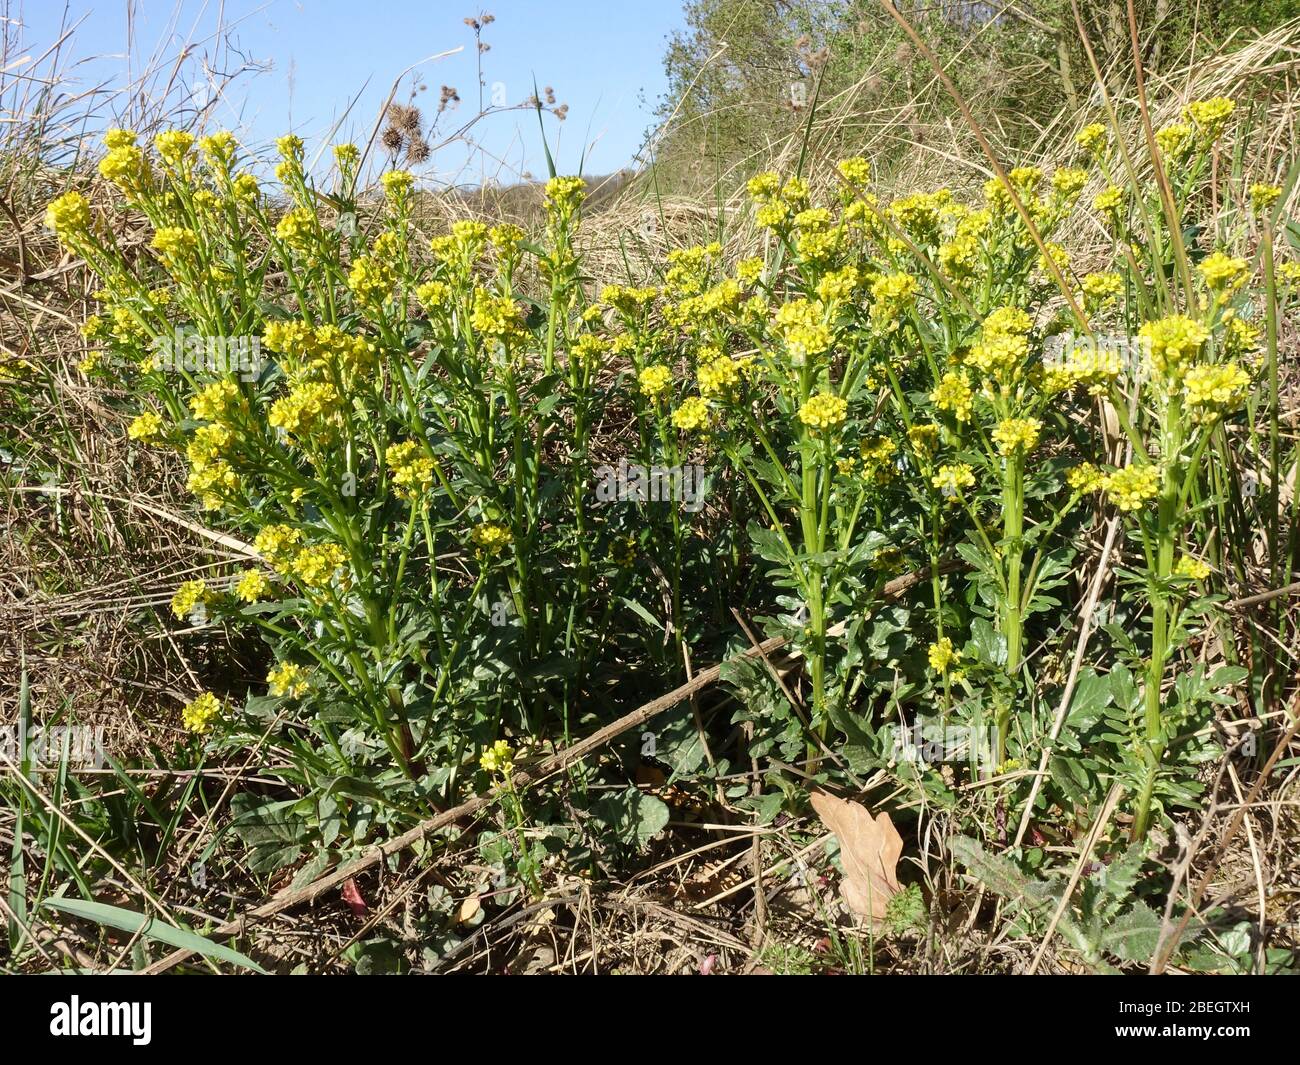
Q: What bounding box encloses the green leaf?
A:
[42,897,266,973]
[966,618,1007,669]
[1067,669,1112,729]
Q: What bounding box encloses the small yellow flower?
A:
[932,463,975,500]
[45,192,91,240]
[291,542,349,591]
[1154,123,1192,159]
[386,440,435,500]
[269,381,340,438]
[1066,462,1106,494]
[544,175,586,219]
[1093,185,1125,217]
[381,169,415,201]
[127,411,165,443]
[1185,96,1235,133]
[1250,182,1282,214]
[471,522,512,556]
[1182,361,1250,418]
[1104,464,1160,511]
[638,365,673,400]
[907,423,939,456]
[869,272,917,333]
[333,142,360,169]
[267,661,309,699]
[1174,556,1211,581]
[104,127,137,150]
[234,569,269,603]
[253,524,302,572]
[182,691,223,735]
[991,417,1042,456]
[931,370,974,422]
[1076,122,1107,153]
[836,156,872,185]
[1081,271,1124,309]
[928,636,960,674]
[1063,343,1123,391]
[170,579,210,620]
[480,739,514,777]
[99,145,150,193]
[746,171,781,202]
[275,207,315,249]
[1051,167,1087,198]
[199,130,237,165]
[1197,251,1248,294]
[671,395,712,433]
[797,392,848,433]
[151,226,199,263]
[1139,315,1209,380]
[697,355,742,399]
[154,130,195,166]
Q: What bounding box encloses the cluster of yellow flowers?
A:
[671,395,712,433]
[840,435,899,486]
[1066,462,1106,494]
[927,636,960,675]
[348,232,400,308]
[182,691,223,735]
[1060,343,1124,393]
[267,661,310,699]
[253,524,303,573]
[290,542,349,593]
[868,272,918,334]
[1182,361,1251,421]
[45,191,92,239]
[991,416,1042,457]
[1174,556,1212,580]
[931,370,974,423]
[797,392,848,434]
[1104,464,1160,511]
[386,441,435,500]
[638,365,673,400]
[471,522,512,556]
[774,299,833,364]
[234,569,270,603]
[127,410,165,443]
[932,463,975,500]
[170,579,211,620]
[479,739,514,777]
[268,380,341,440]
[1139,315,1209,381]
[965,305,1032,380]
[1198,251,1248,294]
[697,353,745,399]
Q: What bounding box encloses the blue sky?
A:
[21,1,686,183]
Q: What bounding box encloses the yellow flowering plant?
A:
[61,129,681,833]
[1056,96,1269,837]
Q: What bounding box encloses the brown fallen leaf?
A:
[809,789,902,928]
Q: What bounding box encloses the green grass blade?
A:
[42,897,267,974]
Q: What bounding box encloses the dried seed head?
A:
[388,103,422,134]
[405,137,430,164]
